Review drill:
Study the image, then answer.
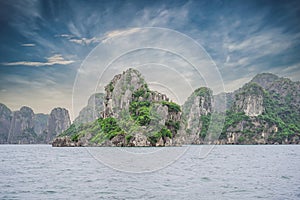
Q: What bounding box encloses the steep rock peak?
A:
[19,106,34,116]
[47,107,71,142]
[8,106,35,144]
[250,73,279,89]
[74,92,105,125]
[182,87,213,136]
[183,87,213,116]
[87,93,105,106]
[0,103,12,118]
[102,68,147,118]
[34,113,49,136]
[234,83,265,117]
[0,103,12,143]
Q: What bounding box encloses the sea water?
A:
[0,145,299,200]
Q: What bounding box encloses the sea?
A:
[0,145,299,200]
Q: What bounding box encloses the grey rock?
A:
[233,83,264,117]
[130,133,151,147]
[250,73,279,89]
[156,137,164,147]
[0,103,12,143]
[74,93,104,125]
[34,113,49,138]
[46,108,71,143]
[164,137,172,146]
[8,106,35,144]
[52,136,78,147]
[102,68,147,118]
[111,134,126,147]
[182,87,213,142]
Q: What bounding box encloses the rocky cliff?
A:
[181,87,213,144]
[251,73,300,114]
[250,73,279,89]
[34,113,49,142]
[0,104,71,144]
[182,73,300,145]
[102,68,148,118]
[7,106,36,144]
[73,93,104,125]
[0,103,12,144]
[229,76,298,144]
[233,83,264,117]
[46,108,71,143]
[54,71,300,146]
[55,68,183,147]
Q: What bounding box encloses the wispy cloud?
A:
[133,3,190,28]
[21,43,35,47]
[57,34,73,38]
[101,28,141,43]
[69,37,100,45]
[57,29,141,46]
[226,28,298,56]
[56,33,100,46]
[2,54,75,66]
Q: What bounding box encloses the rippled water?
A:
[0,145,299,200]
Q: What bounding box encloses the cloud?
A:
[57,34,73,38]
[221,27,300,78]
[132,3,190,28]
[101,28,141,44]
[226,28,298,56]
[69,37,100,45]
[56,33,100,46]
[21,43,35,47]
[2,54,75,66]
[270,63,300,81]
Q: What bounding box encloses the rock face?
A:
[182,87,213,143]
[34,113,49,141]
[57,68,183,147]
[0,103,71,144]
[233,83,264,117]
[251,73,300,114]
[8,106,36,144]
[102,68,148,118]
[52,136,79,147]
[0,103,12,144]
[100,68,182,145]
[217,74,300,144]
[46,108,71,143]
[73,93,104,125]
[181,73,300,145]
[251,73,279,89]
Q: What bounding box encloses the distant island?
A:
[0,105,70,144]
[51,68,299,147]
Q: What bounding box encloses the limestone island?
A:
[52,69,300,147]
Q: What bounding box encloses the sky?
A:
[0,0,300,120]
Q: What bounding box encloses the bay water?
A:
[1,145,299,199]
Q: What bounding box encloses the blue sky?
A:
[0,0,300,119]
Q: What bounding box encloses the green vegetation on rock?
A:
[61,117,125,144]
[161,101,181,113]
[148,127,172,145]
